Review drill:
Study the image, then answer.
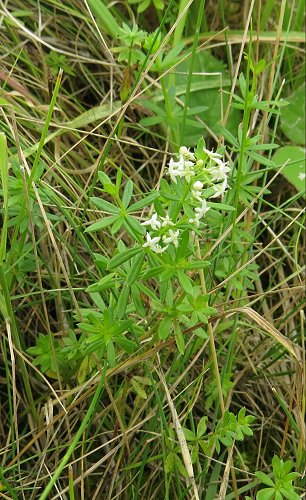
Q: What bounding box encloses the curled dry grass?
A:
[0,0,305,498]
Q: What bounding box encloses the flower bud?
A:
[193,180,204,191]
[179,146,188,156]
[196,159,204,167]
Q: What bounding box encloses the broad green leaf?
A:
[272,146,306,195]
[281,83,305,145]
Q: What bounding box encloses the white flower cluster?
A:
[141,211,179,253]
[141,144,230,253]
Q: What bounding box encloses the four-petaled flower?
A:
[208,158,230,182]
[163,229,180,248]
[210,177,228,198]
[143,233,161,249]
[161,213,175,227]
[141,212,161,230]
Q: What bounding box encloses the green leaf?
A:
[248,151,276,167]
[158,316,172,340]
[93,253,109,270]
[177,270,194,295]
[111,215,124,234]
[108,246,141,268]
[272,146,306,195]
[175,455,187,477]
[197,416,207,438]
[176,230,190,260]
[98,171,112,185]
[107,340,116,367]
[122,179,133,208]
[116,284,130,319]
[127,252,144,285]
[84,215,118,233]
[255,472,275,487]
[281,83,305,145]
[125,215,145,236]
[183,260,210,270]
[182,428,197,441]
[174,321,185,354]
[256,489,277,500]
[86,273,117,293]
[127,191,160,212]
[280,490,301,500]
[191,442,199,463]
[91,197,119,214]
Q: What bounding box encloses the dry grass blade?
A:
[157,362,200,500]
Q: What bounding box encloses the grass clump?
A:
[0,0,305,498]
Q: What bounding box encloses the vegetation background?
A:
[0,0,305,498]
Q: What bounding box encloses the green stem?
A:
[196,239,225,416]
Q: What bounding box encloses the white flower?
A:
[189,199,210,227]
[163,229,180,248]
[203,148,222,159]
[151,243,169,254]
[210,177,228,198]
[208,159,230,182]
[143,233,161,249]
[179,146,196,162]
[168,156,184,183]
[298,172,306,181]
[195,199,210,217]
[161,213,175,227]
[193,180,204,191]
[168,155,196,183]
[141,212,161,230]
